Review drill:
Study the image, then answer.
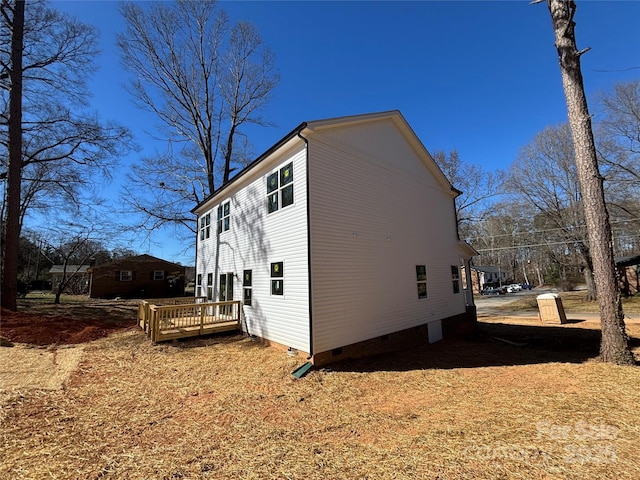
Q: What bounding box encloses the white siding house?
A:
[194,111,477,365]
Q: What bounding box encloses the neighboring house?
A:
[194,111,477,365]
[616,255,640,297]
[88,254,186,299]
[463,265,511,293]
[49,265,91,294]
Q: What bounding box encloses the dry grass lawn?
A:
[497,290,640,315]
[1,296,639,479]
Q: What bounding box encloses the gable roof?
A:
[194,110,458,214]
[89,254,185,271]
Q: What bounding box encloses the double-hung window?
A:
[200,213,211,240]
[271,262,284,295]
[416,265,427,299]
[267,162,294,214]
[243,270,252,306]
[196,274,202,297]
[218,201,230,233]
[451,266,460,294]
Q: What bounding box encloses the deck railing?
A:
[138,299,241,342]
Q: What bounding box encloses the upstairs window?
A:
[416,265,427,299]
[267,162,294,214]
[200,213,211,241]
[217,201,230,233]
[451,266,460,294]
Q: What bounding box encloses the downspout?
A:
[297,126,313,359]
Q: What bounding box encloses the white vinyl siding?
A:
[308,119,466,354]
[196,143,310,353]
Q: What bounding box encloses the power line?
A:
[474,234,640,253]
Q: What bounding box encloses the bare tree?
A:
[508,124,598,298]
[43,225,103,304]
[118,0,278,236]
[220,21,278,184]
[540,0,635,364]
[598,81,640,162]
[432,149,506,240]
[33,210,125,303]
[0,0,133,311]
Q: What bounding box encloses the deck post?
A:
[150,306,158,342]
[199,304,204,335]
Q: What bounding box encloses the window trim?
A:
[451,265,460,294]
[217,201,231,233]
[267,162,294,214]
[199,212,211,241]
[270,261,284,296]
[243,269,252,306]
[416,265,427,299]
[207,273,214,300]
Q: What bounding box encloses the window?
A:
[451,265,460,294]
[270,262,283,295]
[267,162,294,214]
[207,273,213,300]
[243,269,252,306]
[200,213,211,240]
[217,201,230,233]
[120,270,133,282]
[153,270,165,281]
[196,274,202,297]
[416,265,427,299]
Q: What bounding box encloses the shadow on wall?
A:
[225,184,273,343]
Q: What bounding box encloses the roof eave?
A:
[192,122,308,214]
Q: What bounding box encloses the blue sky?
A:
[49,0,640,264]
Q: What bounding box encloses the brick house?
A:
[88,254,186,299]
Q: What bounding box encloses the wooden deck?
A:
[138,300,241,342]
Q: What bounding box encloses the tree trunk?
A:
[223,121,237,185]
[1,0,25,312]
[535,263,544,287]
[546,0,635,364]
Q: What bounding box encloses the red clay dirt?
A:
[0,308,134,346]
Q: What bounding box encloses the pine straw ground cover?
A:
[1,300,639,479]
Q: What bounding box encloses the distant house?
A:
[88,254,186,299]
[194,110,477,365]
[49,265,91,294]
[462,265,510,293]
[616,255,640,297]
